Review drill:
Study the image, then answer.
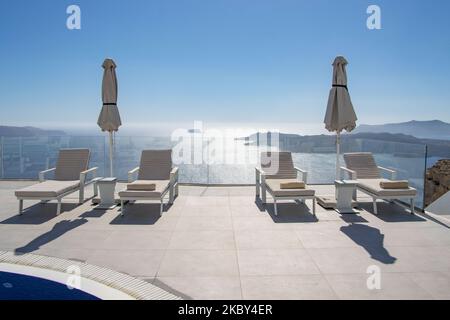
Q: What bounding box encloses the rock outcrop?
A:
[425,159,450,207]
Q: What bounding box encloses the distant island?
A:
[241,131,450,159]
[2,120,450,159]
[0,126,66,137]
[353,120,450,140]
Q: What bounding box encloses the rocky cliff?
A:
[425,159,450,207]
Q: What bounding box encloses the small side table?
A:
[95,177,117,210]
[335,180,358,214]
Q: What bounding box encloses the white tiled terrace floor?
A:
[1,181,450,300]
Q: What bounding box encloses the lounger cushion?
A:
[15,180,80,198]
[119,180,170,198]
[358,179,416,197]
[127,180,156,191]
[265,179,315,197]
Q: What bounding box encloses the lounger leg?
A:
[79,187,84,204]
[312,198,316,216]
[160,199,164,216]
[255,179,260,198]
[261,184,267,204]
[175,182,179,197]
[410,198,415,215]
[19,199,23,215]
[120,200,124,216]
[93,183,98,197]
[372,198,378,215]
[169,184,174,204]
[274,198,278,216]
[56,200,62,216]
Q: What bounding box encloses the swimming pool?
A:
[0,262,135,300]
[0,271,99,300]
[0,252,180,300]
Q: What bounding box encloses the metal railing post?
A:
[422,144,428,212]
[0,136,3,179]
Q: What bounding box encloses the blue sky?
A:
[0,0,449,133]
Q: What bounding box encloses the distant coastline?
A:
[239,120,450,160]
[240,132,450,159]
[0,126,66,137]
[2,120,450,160]
[354,120,450,140]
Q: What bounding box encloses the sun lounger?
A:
[118,150,179,216]
[341,152,417,214]
[255,151,316,216]
[15,149,98,215]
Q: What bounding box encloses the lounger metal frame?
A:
[340,166,415,215]
[120,167,179,216]
[256,167,316,216]
[17,167,98,216]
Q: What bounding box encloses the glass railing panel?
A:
[113,136,209,183]
[113,136,172,181]
[0,133,430,209]
[0,136,106,179]
[204,136,261,184]
[291,153,338,184]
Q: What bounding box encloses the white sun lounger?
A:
[15,149,98,215]
[118,150,179,216]
[256,151,316,216]
[341,152,417,215]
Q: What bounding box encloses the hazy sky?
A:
[0,0,449,133]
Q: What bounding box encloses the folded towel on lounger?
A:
[379,180,409,189]
[127,181,156,191]
[280,181,306,189]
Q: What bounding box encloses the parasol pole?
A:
[336,131,341,180]
[109,131,114,177]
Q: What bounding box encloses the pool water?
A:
[0,271,100,300]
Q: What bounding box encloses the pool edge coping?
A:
[0,251,182,300]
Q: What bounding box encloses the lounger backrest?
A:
[260,151,297,179]
[343,152,381,179]
[54,149,90,181]
[138,149,172,180]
